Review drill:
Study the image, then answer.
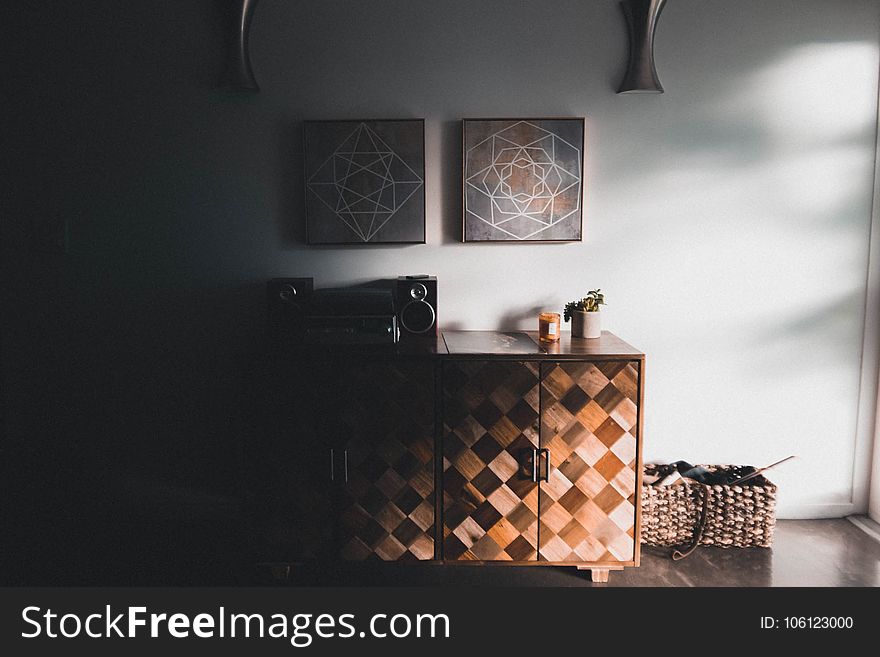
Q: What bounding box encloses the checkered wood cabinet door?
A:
[336,361,436,561]
[249,362,335,562]
[538,361,640,563]
[442,360,540,561]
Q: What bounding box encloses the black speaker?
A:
[267,277,313,336]
[396,276,437,341]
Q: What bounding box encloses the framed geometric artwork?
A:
[462,118,585,242]
[303,119,426,244]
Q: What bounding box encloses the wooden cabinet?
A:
[334,361,436,562]
[538,361,640,565]
[442,360,541,561]
[251,357,436,562]
[441,358,642,575]
[245,354,335,562]
[258,331,643,581]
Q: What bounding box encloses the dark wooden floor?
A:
[252,520,880,587]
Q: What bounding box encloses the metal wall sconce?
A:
[221,1,667,95]
[618,0,666,94]
[220,0,260,91]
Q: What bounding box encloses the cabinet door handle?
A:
[531,448,538,482]
[330,449,350,483]
[539,448,551,482]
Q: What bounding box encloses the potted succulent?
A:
[564,289,605,339]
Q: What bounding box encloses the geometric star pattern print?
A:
[308,123,423,242]
[465,121,581,240]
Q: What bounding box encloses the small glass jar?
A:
[538,312,561,342]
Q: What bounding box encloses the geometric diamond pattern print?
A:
[308,123,423,242]
[335,362,436,561]
[538,361,640,563]
[442,361,540,561]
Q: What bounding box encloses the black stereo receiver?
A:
[268,276,437,346]
[303,315,397,345]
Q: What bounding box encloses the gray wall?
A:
[2,0,878,552]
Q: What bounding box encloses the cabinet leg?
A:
[256,563,293,582]
[577,565,620,583]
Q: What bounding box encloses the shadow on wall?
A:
[496,304,546,332]
[756,288,869,369]
[277,121,306,245]
[596,41,878,372]
[439,120,463,244]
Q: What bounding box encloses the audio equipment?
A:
[396,276,438,341]
[267,277,313,336]
[268,277,437,346]
[304,287,397,344]
[303,315,398,345]
[310,287,395,317]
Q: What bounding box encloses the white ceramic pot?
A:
[571,311,602,339]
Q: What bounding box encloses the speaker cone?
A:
[400,299,435,334]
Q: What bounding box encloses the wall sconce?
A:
[220,0,260,91]
[618,0,666,94]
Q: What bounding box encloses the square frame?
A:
[462,117,585,243]
[304,119,426,245]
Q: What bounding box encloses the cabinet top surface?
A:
[272,331,643,359]
[441,330,644,359]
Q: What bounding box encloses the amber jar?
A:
[538,312,561,342]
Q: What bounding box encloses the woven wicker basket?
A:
[641,464,777,558]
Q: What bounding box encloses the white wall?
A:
[869,70,880,523]
[871,404,880,522]
[241,0,880,517]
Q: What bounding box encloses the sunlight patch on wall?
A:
[744,43,878,143]
[596,40,880,514]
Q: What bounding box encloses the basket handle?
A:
[671,483,710,561]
